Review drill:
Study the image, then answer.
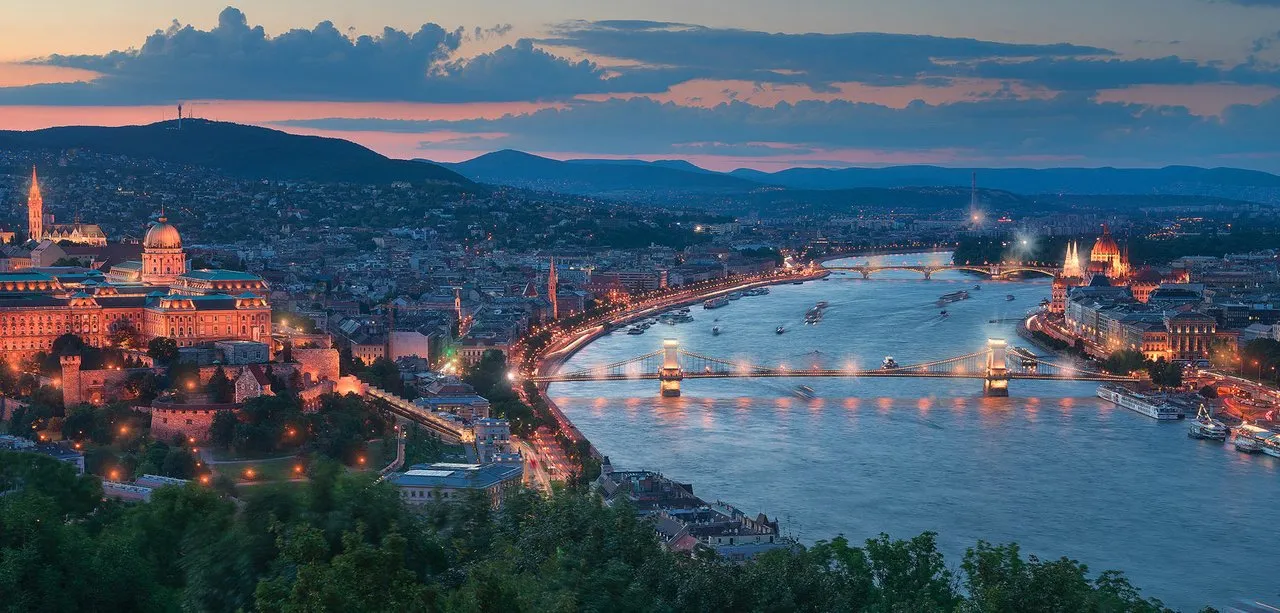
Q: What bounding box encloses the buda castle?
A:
[0,169,271,361]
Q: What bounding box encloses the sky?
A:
[1,1,1279,171]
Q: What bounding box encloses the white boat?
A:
[792,385,816,399]
[882,356,899,370]
[1236,423,1280,457]
[1096,384,1185,420]
[775,325,786,335]
[712,326,721,336]
[1187,405,1228,440]
[703,296,730,309]
[1233,433,1262,454]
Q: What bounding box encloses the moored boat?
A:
[1188,405,1228,440]
[627,326,645,335]
[703,296,730,309]
[1096,384,1185,420]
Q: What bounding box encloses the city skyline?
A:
[0,2,1278,171]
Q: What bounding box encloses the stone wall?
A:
[150,400,234,444]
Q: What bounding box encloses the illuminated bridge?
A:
[533,339,1138,397]
[825,263,1057,279]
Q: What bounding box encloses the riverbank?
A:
[523,266,830,467]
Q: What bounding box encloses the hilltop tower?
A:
[548,257,559,320]
[27,166,42,243]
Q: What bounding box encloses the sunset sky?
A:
[2,1,1279,171]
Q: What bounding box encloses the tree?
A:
[209,410,238,450]
[207,366,233,404]
[147,337,180,366]
[1102,349,1147,375]
[108,318,142,349]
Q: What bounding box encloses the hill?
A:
[730,165,1280,203]
[435,150,763,196]
[0,120,470,185]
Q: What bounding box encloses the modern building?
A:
[388,462,524,508]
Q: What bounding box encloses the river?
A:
[550,253,1280,611]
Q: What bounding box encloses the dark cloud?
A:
[1206,0,1280,6]
[7,7,608,104]
[275,94,1280,163]
[537,20,1114,89]
[541,20,1279,91]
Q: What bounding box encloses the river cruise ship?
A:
[702,296,730,309]
[1234,424,1280,457]
[1096,384,1185,420]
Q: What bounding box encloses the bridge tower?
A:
[660,339,684,397]
[984,338,1010,396]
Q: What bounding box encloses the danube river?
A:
[551,253,1280,611]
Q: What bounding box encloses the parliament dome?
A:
[1090,224,1120,261]
[144,218,182,250]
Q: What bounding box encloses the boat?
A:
[775,325,786,334]
[728,292,743,301]
[1235,423,1280,457]
[791,281,804,285]
[805,305,824,324]
[939,290,970,303]
[1005,294,1015,301]
[712,326,721,336]
[1096,384,1185,420]
[626,326,645,335]
[816,301,829,309]
[973,284,982,290]
[1039,298,1051,307]
[940,310,948,317]
[792,385,817,399]
[703,296,730,309]
[1187,405,1229,440]
[882,356,899,370]
[1233,433,1262,454]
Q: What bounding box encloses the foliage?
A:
[1102,349,1147,375]
[1147,359,1183,388]
[207,366,233,404]
[147,337,180,366]
[0,453,1190,613]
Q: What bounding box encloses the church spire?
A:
[27,166,43,243]
[548,257,559,320]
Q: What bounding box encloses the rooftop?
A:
[389,462,523,490]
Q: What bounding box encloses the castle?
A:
[0,171,271,362]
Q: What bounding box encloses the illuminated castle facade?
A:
[0,212,270,362]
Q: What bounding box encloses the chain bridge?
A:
[532,339,1138,397]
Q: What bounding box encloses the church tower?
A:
[548,257,559,320]
[27,166,42,243]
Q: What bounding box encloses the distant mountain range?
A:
[430,149,758,196]
[0,120,469,185]
[433,150,1280,204]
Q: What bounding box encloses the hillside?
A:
[435,150,763,195]
[731,165,1280,203]
[0,120,470,185]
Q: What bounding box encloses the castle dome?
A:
[1090,224,1120,261]
[144,217,182,250]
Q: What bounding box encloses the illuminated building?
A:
[25,167,108,246]
[0,215,270,362]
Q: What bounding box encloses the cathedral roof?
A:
[143,218,182,249]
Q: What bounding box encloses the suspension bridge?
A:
[825,264,1057,280]
[532,339,1138,397]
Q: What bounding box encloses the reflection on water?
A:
[551,254,1280,610]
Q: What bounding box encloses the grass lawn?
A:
[213,455,305,483]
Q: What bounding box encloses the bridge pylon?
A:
[984,338,1010,396]
[660,339,684,397]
